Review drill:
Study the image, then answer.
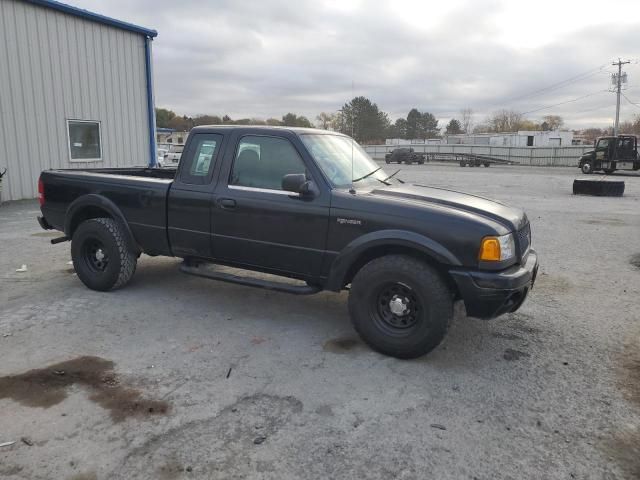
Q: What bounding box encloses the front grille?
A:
[518,223,531,257]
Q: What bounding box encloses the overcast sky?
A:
[75,0,640,129]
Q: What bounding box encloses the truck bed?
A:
[40,167,175,256]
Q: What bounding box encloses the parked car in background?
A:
[385,147,425,164]
[163,144,184,167]
[156,147,168,167]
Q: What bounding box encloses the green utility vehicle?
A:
[578,135,640,174]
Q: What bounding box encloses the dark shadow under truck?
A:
[37,126,538,359]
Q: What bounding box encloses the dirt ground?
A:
[1,165,639,479]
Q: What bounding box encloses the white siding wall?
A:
[0,0,150,201]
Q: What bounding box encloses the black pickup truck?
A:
[38,126,538,358]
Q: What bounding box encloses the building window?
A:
[67,120,102,162]
[527,136,534,147]
[177,136,183,144]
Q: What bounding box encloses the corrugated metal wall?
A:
[0,0,150,201]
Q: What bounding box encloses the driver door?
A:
[212,132,330,278]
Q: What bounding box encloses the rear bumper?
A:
[37,215,53,230]
[449,250,539,319]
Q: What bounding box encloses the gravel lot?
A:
[1,165,639,480]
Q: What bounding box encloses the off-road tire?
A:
[71,218,137,291]
[348,255,453,359]
[572,179,625,197]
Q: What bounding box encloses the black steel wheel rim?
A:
[82,238,109,272]
[370,282,421,335]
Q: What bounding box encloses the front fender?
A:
[65,194,140,252]
[325,229,461,291]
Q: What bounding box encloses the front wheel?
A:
[581,162,593,174]
[348,255,453,359]
[71,218,137,291]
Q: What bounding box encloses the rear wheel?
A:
[71,218,137,291]
[348,255,453,359]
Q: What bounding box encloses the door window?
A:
[230,136,307,191]
[179,134,222,184]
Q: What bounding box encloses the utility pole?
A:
[612,58,630,135]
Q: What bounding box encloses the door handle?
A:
[218,198,237,209]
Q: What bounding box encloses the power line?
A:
[504,64,608,104]
[621,92,640,110]
[520,90,610,115]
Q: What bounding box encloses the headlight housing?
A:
[479,233,515,262]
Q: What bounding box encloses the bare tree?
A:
[316,112,336,130]
[488,109,523,132]
[541,115,564,131]
[460,108,474,134]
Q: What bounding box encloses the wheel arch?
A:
[65,194,141,253]
[325,230,461,293]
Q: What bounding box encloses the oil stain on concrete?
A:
[0,356,169,422]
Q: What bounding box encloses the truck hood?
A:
[369,184,526,231]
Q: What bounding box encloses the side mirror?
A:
[282,173,315,197]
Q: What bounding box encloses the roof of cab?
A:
[189,125,346,136]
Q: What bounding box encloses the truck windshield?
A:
[300,134,390,189]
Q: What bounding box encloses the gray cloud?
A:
[75,0,640,128]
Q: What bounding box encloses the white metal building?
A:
[0,0,158,201]
[444,130,573,147]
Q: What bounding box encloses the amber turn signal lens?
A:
[479,237,501,261]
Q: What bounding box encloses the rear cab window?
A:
[179,134,223,184]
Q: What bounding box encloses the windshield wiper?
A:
[381,169,405,184]
[352,167,382,183]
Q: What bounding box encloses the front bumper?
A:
[449,250,539,319]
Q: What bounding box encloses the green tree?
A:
[406,108,440,139]
[338,96,390,143]
[266,118,283,126]
[155,108,176,128]
[445,119,463,135]
[193,115,222,126]
[386,118,408,139]
[281,113,313,128]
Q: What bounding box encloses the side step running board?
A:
[179,263,321,295]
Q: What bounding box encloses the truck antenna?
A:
[349,80,356,195]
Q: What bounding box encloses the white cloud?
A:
[72,0,640,128]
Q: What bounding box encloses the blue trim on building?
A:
[144,38,157,167]
[24,0,158,38]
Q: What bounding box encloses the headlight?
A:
[479,233,515,262]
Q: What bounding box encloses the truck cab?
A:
[579,135,639,174]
